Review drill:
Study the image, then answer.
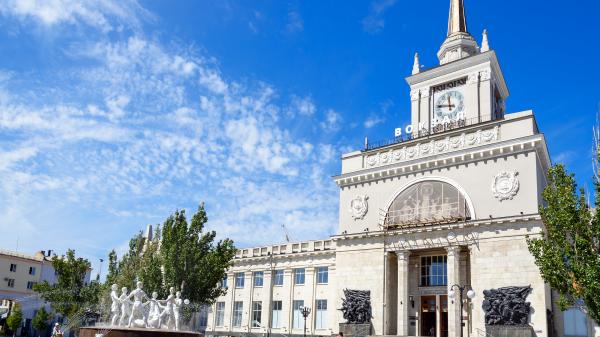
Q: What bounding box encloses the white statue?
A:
[118,287,131,326]
[128,281,149,327]
[173,291,188,331]
[159,287,176,329]
[110,284,120,326]
[146,291,163,329]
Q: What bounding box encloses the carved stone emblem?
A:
[349,195,369,220]
[492,171,519,201]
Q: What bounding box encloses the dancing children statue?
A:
[128,281,150,328]
[147,291,163,329]
[110,284,120,326]
[118,287,131,326]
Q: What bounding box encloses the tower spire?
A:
[447,0,468,36]
[437,0,478,65]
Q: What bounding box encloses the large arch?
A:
[383,176,476,227]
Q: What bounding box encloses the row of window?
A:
[4,279,37,289]
[226,267,329,289]
[8,264,37,275]
[215,299,328,330]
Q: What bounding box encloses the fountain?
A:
[79,282,201,337]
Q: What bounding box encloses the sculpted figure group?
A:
[110,282,190,331]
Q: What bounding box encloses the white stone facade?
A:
[205,2,597,337]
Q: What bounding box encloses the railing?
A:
[381,201,470,229]
[365,115,501,151]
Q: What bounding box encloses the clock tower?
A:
[407,0,508,136]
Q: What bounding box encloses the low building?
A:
[205,1,599,337]
[0,249,91,336]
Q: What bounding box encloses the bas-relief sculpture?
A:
[482,286,532,326]
[349,195,369,220]
[109,282,190,331]
[340,289,372,324]
[492,171,519,201]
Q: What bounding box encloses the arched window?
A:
[385,181,471,228]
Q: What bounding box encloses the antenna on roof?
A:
[281,224,292,243]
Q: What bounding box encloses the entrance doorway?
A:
[420,295,449,337]
[421,296,437,337]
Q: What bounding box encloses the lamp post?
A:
[448,284,476,337]
[300,306,311,337]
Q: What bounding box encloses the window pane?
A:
[233,302,243,327]
[317,267,328,284]
[274,270,284,286]
[293,300,304,329]
[254,271,264,287]
[316,299,327,329]
[235,272,245,288]
[271,301,282,328]
[252,301,262,328]
[294,268,305,285]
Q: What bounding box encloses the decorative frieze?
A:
[365,126,500,168]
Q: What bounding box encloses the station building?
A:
[206,2,598,337]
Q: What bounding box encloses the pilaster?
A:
[397,250,410,336]
[447,246,462,337]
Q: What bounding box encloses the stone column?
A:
[446,246,461,337]
[397,250,410,336]
[385,252,398,335]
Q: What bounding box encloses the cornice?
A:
[334,134,549,188]
[331,213,543,242]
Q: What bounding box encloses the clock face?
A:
[434,90,465,122]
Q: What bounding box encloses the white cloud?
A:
[289,95,316,116]
[364,115,385,128]
[285,9,304,34]
[320,109,343,132]
[0,0,152,32]
[361,0,397,34]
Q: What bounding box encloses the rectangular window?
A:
[7,279,15,288]
[420,255,447,286]
[221,276,228,289]
[316,267,328,284]
[233,301,243,327]
[235,272,245,288]
[27,281,36,290]
[564,307,588,336]
[252,301,262,328]
[315,299,327,330]
[294,268,305,285]
[29,266,36,275]
[9,264,16,272]
[271,301,283,328]
[292,300,304,329]
[253,271,264,287]
[215,302,225,327]
[273,270,284,286]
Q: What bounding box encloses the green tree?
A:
[34,250,101,319]
[161,203,236,304]
[108,202,236,305]
[527,164,600,324]
[32,307,50,337]
[6,303,23,337]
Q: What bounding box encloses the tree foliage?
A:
[107,202,236,305]
[6,303,23,336]
[32,307,50,337]
[527,164,600,324]
[33,249,101,318]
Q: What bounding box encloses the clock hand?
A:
[447,96,453,111]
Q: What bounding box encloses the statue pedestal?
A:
[485,325,533,337]
[79,326,202,337]
[339,323,372,337]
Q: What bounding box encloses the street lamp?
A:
[448,284,476,337]
[300,306,311,337]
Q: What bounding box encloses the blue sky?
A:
[0,0,598,276]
